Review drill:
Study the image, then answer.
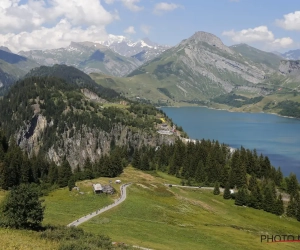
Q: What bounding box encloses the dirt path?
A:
[67,183,132,227]
[164,183,225,192]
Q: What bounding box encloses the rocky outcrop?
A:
[17,114,176,169]
[81,88,107,103]
[279,60,300,75]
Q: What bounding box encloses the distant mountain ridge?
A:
[0,49,40,95]
[98,34,170,63]
[120,31,274,102]
[282,49,300,60]
[19,41,141,77]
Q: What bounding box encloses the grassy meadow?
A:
[1,167,300,249]
[68,167,300,250]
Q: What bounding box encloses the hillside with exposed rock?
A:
[0,65,179,168]
[92,32,280,105]
[19,41,141,77]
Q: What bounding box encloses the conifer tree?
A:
[57,160,73,188]
[262,184,276,213]
[275,194,284,216]
[296,195,300,221]
[223,182,231,199]
[248,174,258,192]
[220,164,230,187]
[68,176,76,191]
[248,183,263,209]
[287,173,299,197]
[195,159,206,183]
[235,185,248,206]
[132,149,140,169]
[47,163,58,184]
[83,158,94,180]
[286,196,297,218]
[140,153,150,171]
[213,182,220,195]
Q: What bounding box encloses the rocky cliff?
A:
[17,114,174,168]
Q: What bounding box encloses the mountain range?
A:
[98,34,170,63]
[1,31,300,117]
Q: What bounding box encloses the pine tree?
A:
[275,194,284,216]
[132,149,140,169]
[68,176,76,191]
[140,153,150,171]
[262,184,276,213]
[248,183,263,209]
[296,194,300,221]
[220,164,230,187]
[48,163,58,184]
[195,159,206,183]
[213,182,220,195]
[57,160,73,188]
[83,158,94,180]
[287,173,299,197]
[223,182,231,199]
[248,174,258,192]
[235,185,248,206]
[286,196,297,218]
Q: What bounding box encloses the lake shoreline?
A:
[157,104,298,120]
[161,106,300,179]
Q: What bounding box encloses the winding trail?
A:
[164,183,224,192]
[67,183,132,227]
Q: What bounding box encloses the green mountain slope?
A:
[25,64,120,99]
[0,49,40,95]
[20,42,141,77]
[230,43,282,71]
[91,32,280,105]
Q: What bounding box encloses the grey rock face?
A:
[279,60,300,75]
[17,114,175,169]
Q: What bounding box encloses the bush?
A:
[41,226,113,249]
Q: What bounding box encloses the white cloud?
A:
[222,26,274,43]
[122,0,143,12]
[276,11,300,31]
[271,37,294,48]
[222,25,293,49]
[124,26,136,34]
[104,0,143,12]
[153,2,182,15]
[140,25,151,35]
[0,0,118,52]
[0,19,108,52]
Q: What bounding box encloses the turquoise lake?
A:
[161,107,300,178]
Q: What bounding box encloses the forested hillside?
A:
[0,65,178,169]
[132,139,300,220]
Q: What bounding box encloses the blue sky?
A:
[0,0,299,52]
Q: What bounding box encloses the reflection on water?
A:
[162,107,300,178]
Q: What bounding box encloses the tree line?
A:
[132,139,300,220]
[0,130,126,191]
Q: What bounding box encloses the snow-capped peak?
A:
[98,34,129,46]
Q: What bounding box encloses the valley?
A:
[0,28,300,250]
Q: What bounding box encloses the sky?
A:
[0,0,300,53]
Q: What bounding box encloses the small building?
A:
[115,180,121,184]
[93,183,103,194]
[230,189,235,194]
